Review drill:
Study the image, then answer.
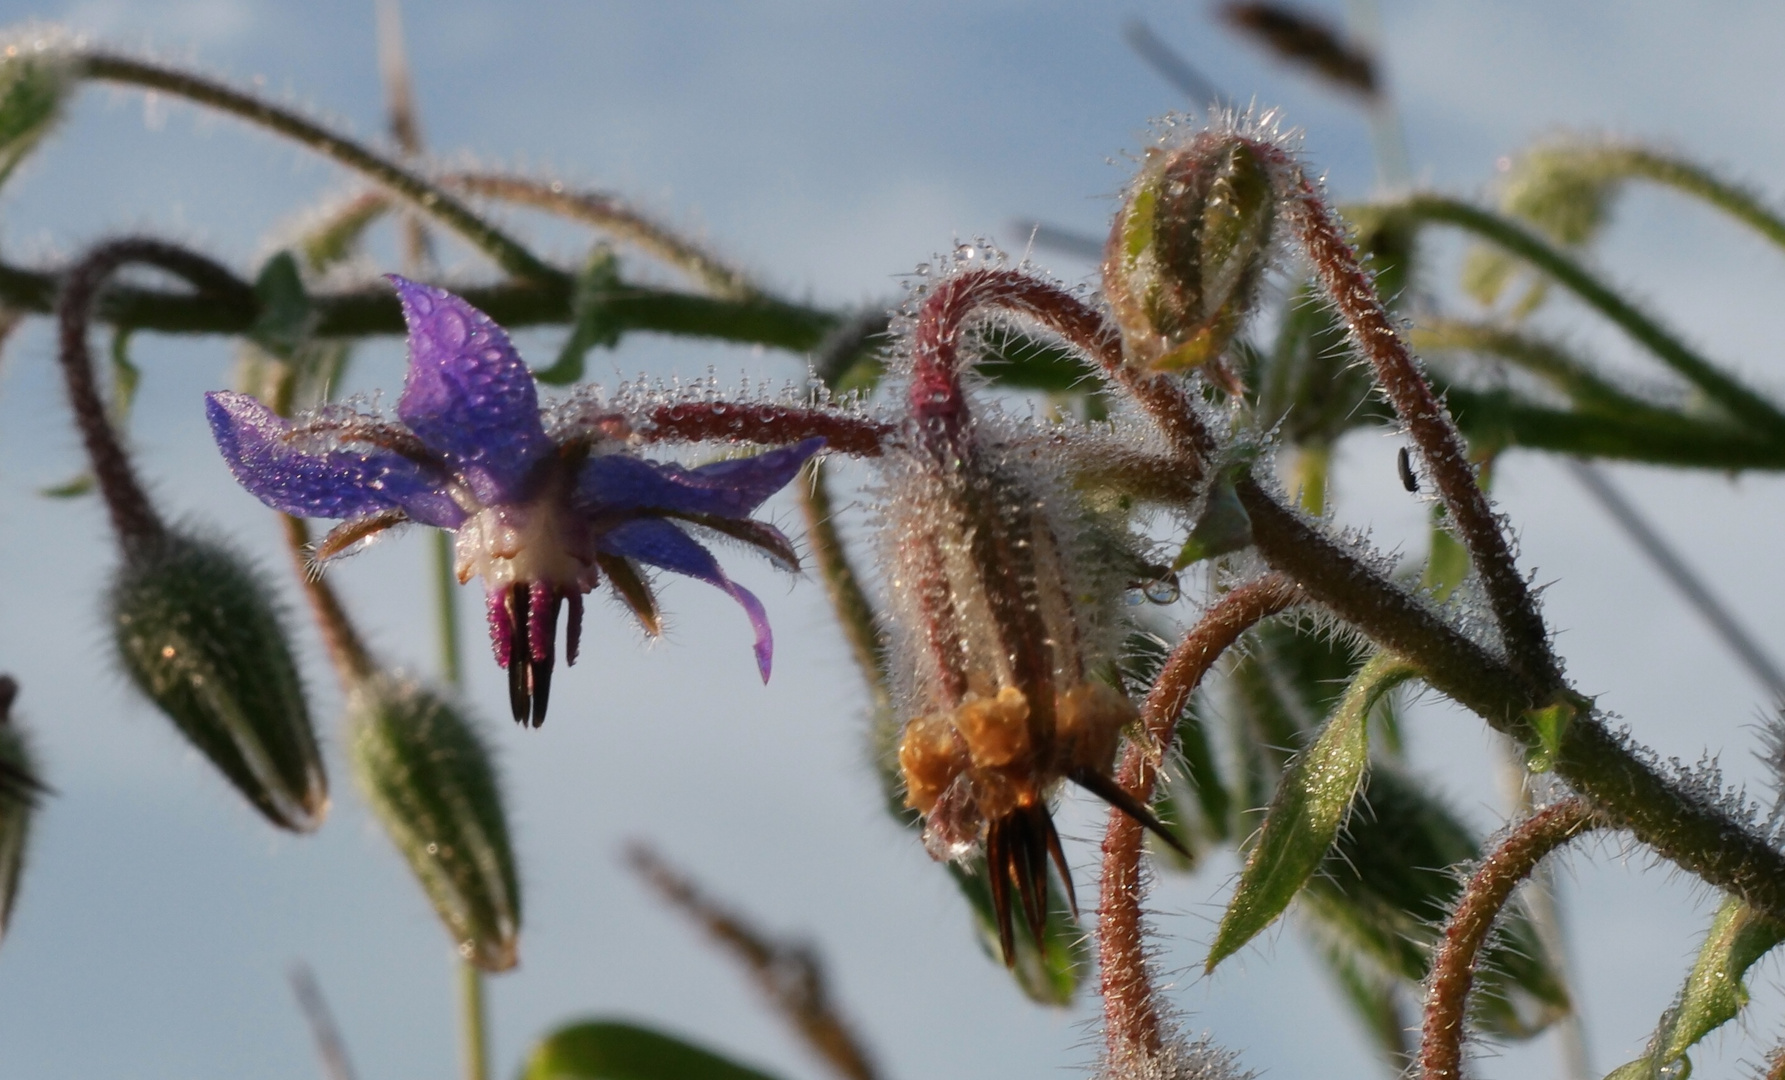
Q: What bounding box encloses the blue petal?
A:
[389,276,552,504]
[577,437,824,519]
[597,518,774,682]
[206,391,466,528]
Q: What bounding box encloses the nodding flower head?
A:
[207,276,822,726]
[882,263,1188,964]
[1103,129,1279,387]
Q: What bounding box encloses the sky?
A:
[4,2,1785,1079]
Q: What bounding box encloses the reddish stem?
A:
[281,516,375,689]
[644,401,892,457]
[1263,155,1559,690]
[1099,575,1302,1059]
[1420,798,1605,1080]
[907,267,1218,467]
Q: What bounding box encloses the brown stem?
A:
[444,172,757,299]
[56,238,257,550]
[281,517,374,689]
[1420,798,1606,1080]
[1275,162,1560,690]
[1098,575,1302,1059]
[626,844,883,1080]
[642,401,892,457]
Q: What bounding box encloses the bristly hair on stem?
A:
[1420,798,1606,1080]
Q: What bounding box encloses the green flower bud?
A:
[110,531,326,832]
[1104,135,1277,380]
[348,676,520,972]
[0,676,44,946]
[0,32,72,188]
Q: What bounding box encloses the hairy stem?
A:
[1387,193,1785,441]
[642,401,892,457]
[1280,168,1561,691]
[1421,798,1605,1080]
[798,461,889,710]
[78,52,559,284]
[56,239,257,549]
[445,172,757,298]
[1544,142,1785,254]
[1099,575,1302,1059]
[281,517,374,688]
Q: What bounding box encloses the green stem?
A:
[432,530,463,689]
[1561,144,1785,253]
[458,960,490,1080]
[1386,194,1785,440]
[1411,319,1655,415]
[76,52,560,285]
[1442,386,1785,469]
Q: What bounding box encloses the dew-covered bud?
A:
[348,676,520,972]
[1104,134,1277,381]
[0,31,72,187]
[0,676,44,946]
[110,531,326,832]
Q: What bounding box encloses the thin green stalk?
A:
[1442,386,1785,469]
[1411,319,1655,415]
[1562,144,1785,253]
[458,960,489,1080]
[1386,194,1785,441]
[76,52,560,284]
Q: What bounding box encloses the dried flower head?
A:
[880,263,1187,962]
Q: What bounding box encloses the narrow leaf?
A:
[1207,652,1416,970]
[1606,897,1785,1080]
[524,1020,787,1080]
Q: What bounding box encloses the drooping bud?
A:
[0,676,44,947]
[348,676,520,972]
[0,31,72,188]
[1103,133,1277,383]
[110,531,326,832]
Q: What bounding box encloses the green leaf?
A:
[949,861,1087,1006]
[248,251,315,360]
[1606,898,1785,1080]
[523,1020,787,1080]
[1173,466,1254,569]
[1207,652,1416,971]
[1523,697,1579,774]
[38,473,93,498]
[536,246,623,385]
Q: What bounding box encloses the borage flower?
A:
[207,276,822,726]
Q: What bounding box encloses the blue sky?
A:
[3,3,1785,1079]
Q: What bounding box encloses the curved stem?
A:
[1279,169,1560,690]
[444,172,757,299]
[1387,193,1785,441]
[1441,386,1785,469]
[77,52,560,284]
[56,239,257,549]
[1551,143,1785,253]
[1099,575,1302,1059]
[1421,798,1605,1080]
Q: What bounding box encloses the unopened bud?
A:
[110,531,326,832]
[0,32,71,187]
[0,676,43,946]
[348,676,520,972]
[1104,135,1277,381]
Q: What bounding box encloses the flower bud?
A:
[1104,134,1277,380]
[0,32,72,187]
[110,531,326,832]
[348,676,520,972]
[0,676,44,946]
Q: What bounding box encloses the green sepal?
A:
[949,861,1086,1006]
[110,531,326,832]
[523,1020,787,1080]
[348,675,520,972]
[248,251,315,360]
[1523,697,1580,774]
[1174,466,1254,569]
[1207,652,1415,971]
[1606,897,1785,1080]
[536,246,623,385]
